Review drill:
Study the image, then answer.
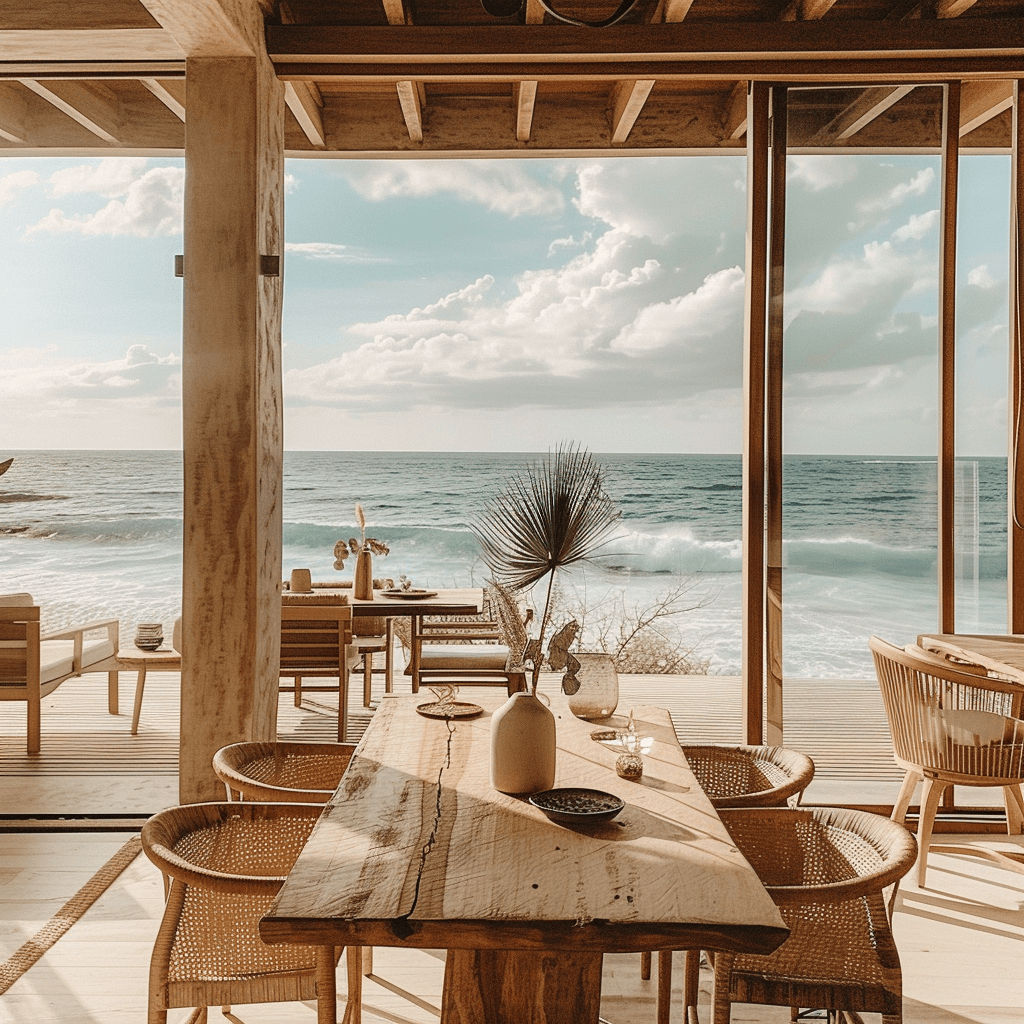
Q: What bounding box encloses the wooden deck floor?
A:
[0,829,1021,1024]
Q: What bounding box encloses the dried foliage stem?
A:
[472,443,621,693]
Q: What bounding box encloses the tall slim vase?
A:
[354,549,373,600]
[490,692,556,794]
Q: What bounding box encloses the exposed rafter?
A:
[935,0,979,16]
[959,79,1013,137]
[810,85,915,144]
[0,82,28,142]
[779,0,838,20]
[610,78,654,143]
[723,80,748,140]
[141,77,185,120]
[0,29,182,61]
[396,79,423,141]
[19,79,121,142]
[285,81,324,146]
[513,80,537,142]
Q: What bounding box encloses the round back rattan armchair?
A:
[141,801,362,1024]
[682,744,815,808]
[711,806,917,1024]
[213,740,356,803]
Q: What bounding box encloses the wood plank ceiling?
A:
[0,0,1021,156]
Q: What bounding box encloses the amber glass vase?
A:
[566,653,619,720]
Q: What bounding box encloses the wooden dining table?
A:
[917,632,1024,689]
[260,692,788,1023]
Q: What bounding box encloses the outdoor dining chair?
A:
[214,740,356,803]
[710,805,917,1024]
[0,593,120,754]
[870,635,1024,885]
[141,800,363,1024]
[645,743,815,1022]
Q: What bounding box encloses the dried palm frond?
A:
[472,443,620,691]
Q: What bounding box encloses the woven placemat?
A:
[281,593,349,605]
[0,834,143,994]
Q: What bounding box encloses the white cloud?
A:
[0,170,39,207]
[285,241,385,262]
[0,344,180,402]
[48,158,149,198]
[892,209,938,242]
[344,162,563,216]
[968,264,996,289]
[28,166,184,237]
[611,267,745,355]
[788,156,857,192]
[858,167,934,215]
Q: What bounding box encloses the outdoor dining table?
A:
[260,691,788,1023]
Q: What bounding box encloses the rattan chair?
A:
[870,635,1024,885]
[711,806,917,1024]
[214,740,356,802]
[647,744,816,1023]
[141,801,362,1024]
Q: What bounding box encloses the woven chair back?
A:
[870,636,1024,782]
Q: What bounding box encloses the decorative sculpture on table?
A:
[472,443,621,793]
[334,502,389,600]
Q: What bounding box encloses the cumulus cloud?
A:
[968,264,996,289]
[28,164,184,237]
[344,162,563,216]
[0,170,40,207]
[48,158,149,198]
[788,156,857,192]
[892,209,938,242]
[0,344,181,403]
[858,167,934,215]
[285,241,385,262]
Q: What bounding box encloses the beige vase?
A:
[490,692,556,794]
[353,549,373,600]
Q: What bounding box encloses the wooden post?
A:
[179,55,285,803]
[1010,81,1024,632]
[742,81,770,747]
[938,80,960,635]
[765,86,787,748]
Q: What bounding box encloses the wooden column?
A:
[938,81,960,634]
[765,86,787,748]
[742,82,770,746]
[180,55,285,803]
[1010,81,1024,632]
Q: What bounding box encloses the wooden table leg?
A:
[317,945,338,1024]
[108,671,119,715]
[131,665,148,735]
[441,949,603,1024]
[410,613,421,693]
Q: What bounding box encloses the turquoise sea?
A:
[0,450,1009,678]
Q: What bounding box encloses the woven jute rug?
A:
[0,834,143,994]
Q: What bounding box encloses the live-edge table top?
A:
[261,692,787,956]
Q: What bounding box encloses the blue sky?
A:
[0,153,1011,454]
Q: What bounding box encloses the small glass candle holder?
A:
[615,751,643,781]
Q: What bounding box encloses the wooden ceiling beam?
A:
[141,77,185,120]
[139,0,261,57]
[285,81,324,146]
[266,21,1021,65]
[810,84,915,143]
[959,79,1012,136]
[0,82,29,143]
[0,29,183,61]
[396,79,423,141]
[19,78,122,143]
[723,80,748,139]
[935,0,979,16]
[513,80,537,141]
[610,78,655,143]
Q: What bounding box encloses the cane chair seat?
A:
[213,740,356,802]
[683,744,815,808]
[141,801,362,1024]
[712,806,918,1024]
[649,744,815,1023]
[870,636,1024,885]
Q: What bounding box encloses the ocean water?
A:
[0,450,1009,678]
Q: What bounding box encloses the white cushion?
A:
[39,638,116,684]
[420,643,509,671]
[0,593,34,606]
[940,708,1016,747]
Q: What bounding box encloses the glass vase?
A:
[566,652,619,721]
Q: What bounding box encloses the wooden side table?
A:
[115,647,181,734]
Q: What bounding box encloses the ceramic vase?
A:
[490,691,556,794]
[566,652,619,720]
[354,549,373,600]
